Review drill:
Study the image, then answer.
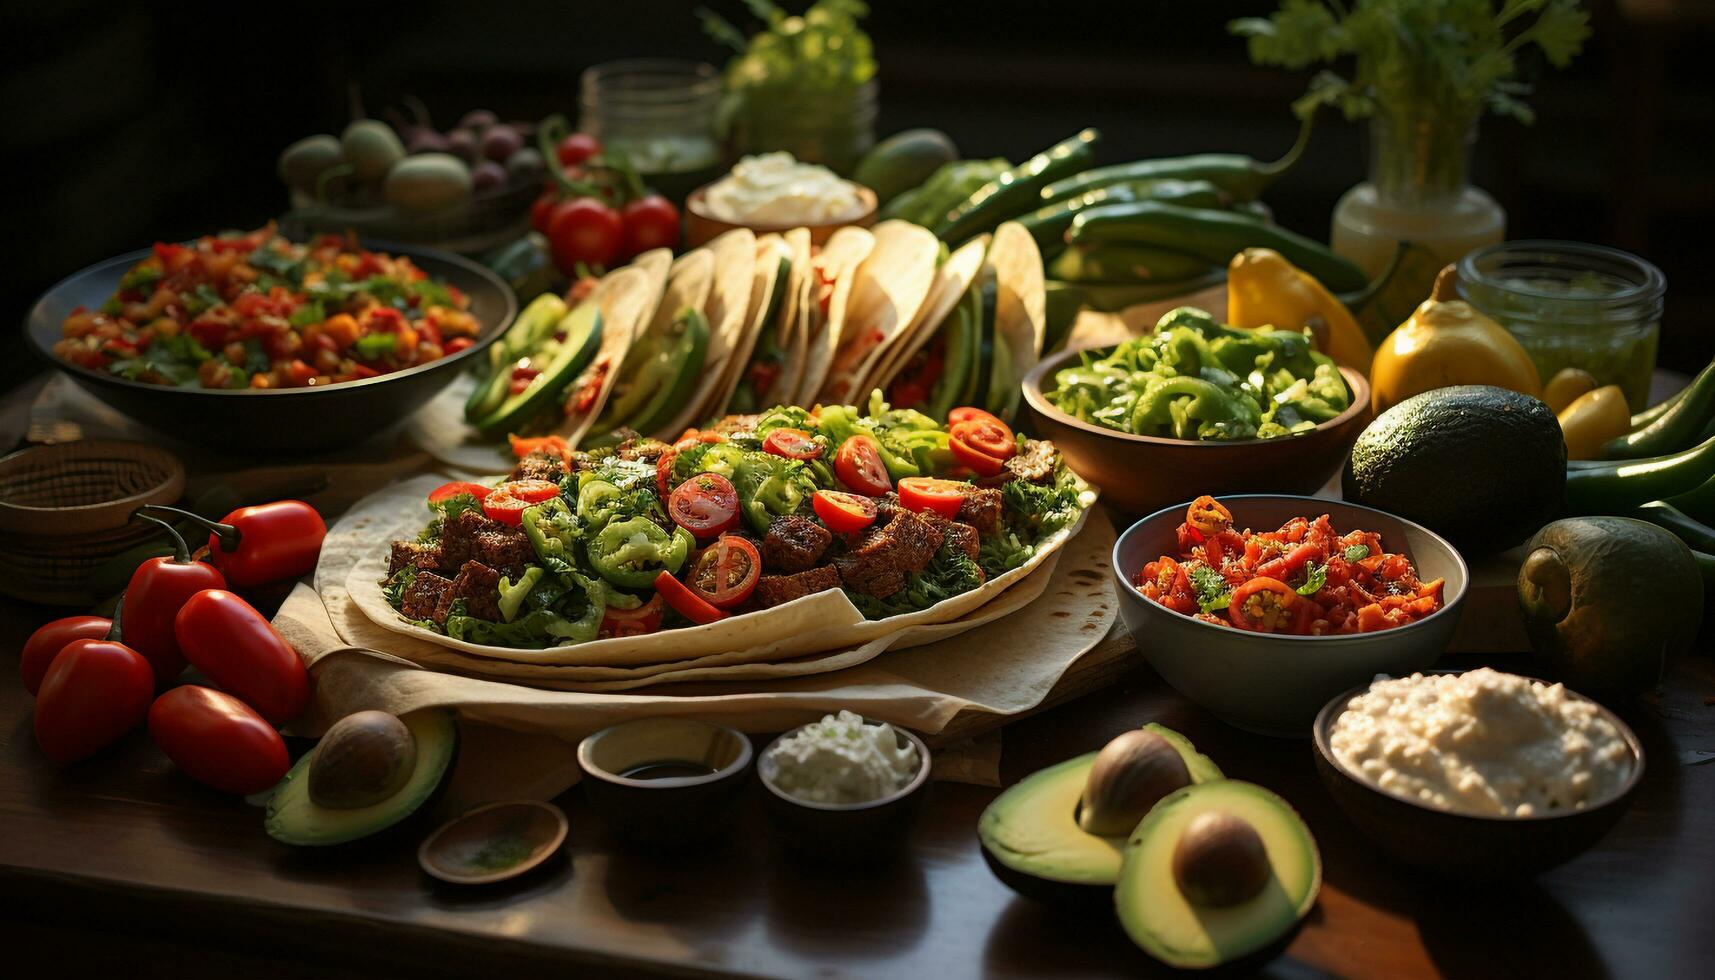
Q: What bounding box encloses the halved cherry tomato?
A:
[429,481,493,507]
[813,490,878,534]
[1186,495,1233,538]
[689,536,761,609]
[898,477,970,519]
[669,473,741,538]
[599,593,665,638]
[654,571,726,625]
[763,427,822,460]
[948,407,1010,432]
[949,432,1007,477]
[835,435,892,495]
[1227,577,1298,633]
[481,479,561,526]
[949,418,1016,477]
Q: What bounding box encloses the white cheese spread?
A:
[703,152,864,225]
[761,710,920,805]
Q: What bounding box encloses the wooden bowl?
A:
[1022,344,1372,518]
[683,183,878,250]
[0,440,185,605]
[417,800,568,885]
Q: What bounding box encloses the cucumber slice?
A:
[474,302,602,438]
[928,288,980,421]
[464,293,568,422]
[629,308,711,436]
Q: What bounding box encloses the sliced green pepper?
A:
[577,479,626,529]
[587,517,693,589]
[497,567,545,622]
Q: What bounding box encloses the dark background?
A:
[6,0,1713,397]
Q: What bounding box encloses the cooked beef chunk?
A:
[399,570,453,622]
[1004,438,1057,484]
[938,520,981,564]
[955,486,1004,537]
[469,522,535,579]
[616,436,671,464]
[835,510,945,598]
[389,540,443,576]
[433,560,503,624]
[871,492,904,526]
[762,514,832,573]
[754,566,842,608]
[509,450,565,483]
[437,508,488,569]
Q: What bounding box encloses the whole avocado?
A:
[855,129,958,204]
[1518,516,1702,698]
[1342,385,1565,553]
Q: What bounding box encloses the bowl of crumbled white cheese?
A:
[1312,668,1645,878]
[758,711,932,860]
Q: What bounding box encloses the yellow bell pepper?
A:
[1558,385,1632,460]
[1227,248,1374,372]
[1369,265,1543,415]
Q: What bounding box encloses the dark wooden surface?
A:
[2,591,1712,980]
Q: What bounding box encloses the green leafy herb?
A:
[699,1,877,134]
[288,300,325,327]
[409,278,454,308]
[353,333,397,360]
[1296,561,1327,596]
[184,284,224,318]
[118,264,162,293]
[247,246,307,288]
[1190,563,1232,613]
[1343,544,1371,563]
[107,333,214,387]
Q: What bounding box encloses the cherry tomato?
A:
[951,416,1016,460]
[174,590,310,724]
[556,132,602,167]
[948,407,1009,431]
[689,536,761,609]
[763,427,822,460]
[148,686,289,796]
[530,189,559,234]
[199,500,328,588]
[599,592,665,638]
[21,615,111,696]
[1227,578,1298,633]
[813,490,879,534]
[548,197,624,273]
[654,570,727,625]
[949,432,1007,477]
[657,446,679,498]
[1185,495,1234,537]
[835,435,892,496]
[481,479,560,526]
[621,194,681,257]
[429,481,493,507]
[34,639,155,764]
[898,477,970,519]
[669,473,741,538]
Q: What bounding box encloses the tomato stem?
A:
[131,510,197,564]
[135,504,241,555]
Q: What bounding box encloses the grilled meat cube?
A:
[937,519,981,564]
[469,523,535,579]
[617,436,671,465]
[509,450,565,483]
[388,540,443,577]
[835,510,945,598]
[1004,438,1058,484]
[762,514,832,573]
[437,508,492,570]
[433,560,503,624]
[754,566,843,608]
[399,570,453,623]
[871,492,904,526]
[954,486,1004,537]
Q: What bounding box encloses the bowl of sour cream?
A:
[686,152,877,248]
[758,710,932,861]
[1312,668,1645,878]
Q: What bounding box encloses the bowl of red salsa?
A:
[1113,494,1467,737]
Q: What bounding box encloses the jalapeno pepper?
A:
[936,129,1100,244]
[136,500,326,586]
[1227,577,1298,632]
[1035,112,1313,205]
[123,514,227,687]
[587,517,693,589]
[1567,433,1715,515]
[1601,357,1715,459]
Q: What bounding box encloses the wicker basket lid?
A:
[0,440,186,535]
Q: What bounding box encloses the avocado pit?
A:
[1077,729,1192,837]
[309,710,417,810]
[1170,810,1270,908]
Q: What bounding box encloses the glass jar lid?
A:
[1456,240,1665,327]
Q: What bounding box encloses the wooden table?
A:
[2,589,1712,980]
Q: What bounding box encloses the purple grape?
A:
[458,109,498,132]
[506,147,545,184]
[482,126,524,163]
[471,160,507,193]
[445,129,479,164]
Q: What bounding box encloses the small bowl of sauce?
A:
[576,718,754,845]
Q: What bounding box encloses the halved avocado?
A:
[265,709,458,847]
[978,724,1221,904]
[1115,780,1321,970]
[474,302,602,438]
[627,308,712,435]
[465,293,570,422]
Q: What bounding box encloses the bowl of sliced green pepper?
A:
[1023,307,1370,516]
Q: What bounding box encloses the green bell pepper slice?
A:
[521,498,582,573]
[587,517,693,589]
[497,567,545,622]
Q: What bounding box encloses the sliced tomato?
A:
[949,430,1007,477]
[813,490,879,534]
[657,446,678,498]
[948,407,1010,432]
[1185,495,1234,538]
[480,480,559,526]
[428,481,492,506]
[763,427,822,460]
[1227,577,1298,633]
[502,479,561,502]
[689,536,762,609]
[952,417,1016,460]
[669,473,741,538]
[835,435,892,495]
[654,571,727,625]
[509,433,573,466]
[599,593,665,638]
[898,477,969,519]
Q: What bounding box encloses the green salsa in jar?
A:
[1456,241,1665,411]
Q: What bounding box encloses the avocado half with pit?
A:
[266,709,458,846]
[978,724,1221,904]
[1116,780,1321,970]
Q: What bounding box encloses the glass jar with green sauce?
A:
[580,60,726,205]
[1456,241,1665,411]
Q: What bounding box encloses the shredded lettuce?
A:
[851,540,987,620]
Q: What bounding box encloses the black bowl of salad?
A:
[25,227,515,454]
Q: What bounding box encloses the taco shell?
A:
[819,219,939,406]
[795,226,876,406]
[712,233,797,416]
[662,229,757,434]
[558,263,662,446]
[984,221,1046,421]
[770,227,814,409]
[866,234,990,402]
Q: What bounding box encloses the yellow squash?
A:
[1558,385,1631,460]
[1228,248,1373,372]
[1369,265,1542,415]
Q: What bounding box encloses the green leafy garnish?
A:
[288,300,325,327]
[1296,562,1327,596]
[353,333,397,360]
[1189,564,1232,613]
[247,246,308,287]
[118,264,162,293]
[700,1,877,133]
[1343,544,1371,563]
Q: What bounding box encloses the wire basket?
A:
[0,441,186,606]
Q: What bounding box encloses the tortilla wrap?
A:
[772,228,814,407]
[864,234,990,402]
[345,472,1094,669]
[795,226,875,406]
[985,221,1046,422]
[818,220,940,406]
[661,229,757,435]
[708,233,791,417]
[558,263,663,447]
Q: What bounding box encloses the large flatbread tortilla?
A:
[343,472,1093,669]
[795,226,875,406]
[818,220,940,406]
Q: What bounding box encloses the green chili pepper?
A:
[936,129,1100,243]
[1601,358,1715,459]
[1566,433,1715,515]
[1017,181,1227,251]
[1067,201,1368,295]
[587,517,692,589]
[1035,113,1313,205]
[1630,501,1715,553]
[521,498,581,573]
[1049,242,1216,284]
[1132,376,1261,440]
[576,479,626,529]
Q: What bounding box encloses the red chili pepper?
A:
[138,500,327,587]
[124,514,227,687]
[174,589,310,724]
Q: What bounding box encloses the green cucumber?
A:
[465,293,569,422]
[474,302,601,438]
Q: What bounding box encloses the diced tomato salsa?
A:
[55,223,479,390]
[1135,495,1445,635]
